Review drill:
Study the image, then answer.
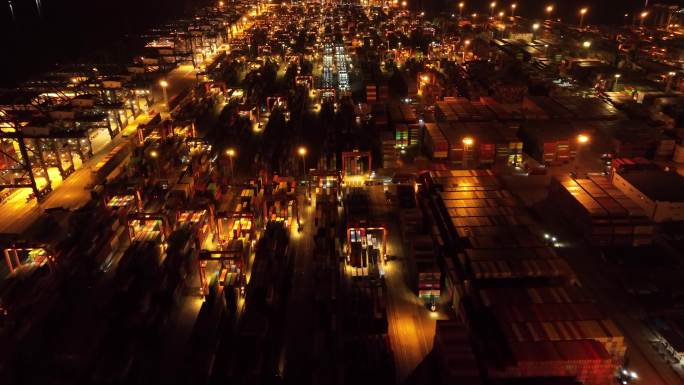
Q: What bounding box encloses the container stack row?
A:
[549,175,654,247]
[421,169,622,385]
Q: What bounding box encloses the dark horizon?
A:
[0,0,206,86]
[0,0,678,87]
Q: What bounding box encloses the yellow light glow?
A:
[150,150,159,158]
[577,134,590,144]
[490,1,496,8]
[226,148,236,157]
[462,137,474,146]
[532,22,540,30]
[546,5,554,13]
[582,41,591,48]
[159,80,168,88]
[298,147,307,156]
[580,7,588,15]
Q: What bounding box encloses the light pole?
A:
[574,134,590,177]
[640,11,648,28]
[462,39,470,62]
[458,2,464,18]
[226,148,236,178]
[579,8,588,29]
[545,5,554,20]
[490,1,496,17]
[666,71,677,92]
[498,11,505,22]
[462,137,474,169]
[532,22,540,40]
[613,73,621,91]
[159,80,169,111]
[298,146,307,178]
[510,3,516,18]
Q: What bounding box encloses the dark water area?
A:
[0,0,207,87]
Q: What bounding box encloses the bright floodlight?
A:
[532,23,540,30]
[580,8,587,15]
[577,134,590,144]
[159,80,168,88]
[546,5,553,12]
[582,41,591,48]
[150,150,158,158]
[614,73,621,79]
[464,39,471,45]
[459,2,464,8]
[511,3,516,9]
[640,11,648,18]
[226,148,235,157]
[629,371,638,379]
[298,147,307,156]
[462,137,474,146]
[490,2,496,8]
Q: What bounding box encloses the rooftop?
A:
[620,169,684,202]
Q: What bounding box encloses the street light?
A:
[579,7,588,29]
[582,40,592,49]
[640,11,648,28]
[498,11,504,21]
[462,39,470,62]
[510,3,517,18]
[577,134,590,144]
[532,22,540,39]
[462,137,474,168]
[458,2,464,18]
[159,80,169,111]
[613,73,621,91]
[545,5,554,20]
[666,71,677,92]
[490,1,496,17]
[225,148,236,177]
[298,146,307,178]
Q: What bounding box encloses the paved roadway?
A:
[281,188,317,383]
[366,185,447,384]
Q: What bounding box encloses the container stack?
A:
[494,339,615,385]
[436,122,520,167]
[424,123,448,159]
[517,121,580,165]
[523,96,573,120]
[549,176,654,246]
[551,96,620,121]
[479,96,523,121]
[433,320,483,385]
[419,169,622,384]
[435,98,496,122]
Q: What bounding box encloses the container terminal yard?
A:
[3,0,684,385]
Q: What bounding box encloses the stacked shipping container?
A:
[421,170,622,385]
[549,176,654,246]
